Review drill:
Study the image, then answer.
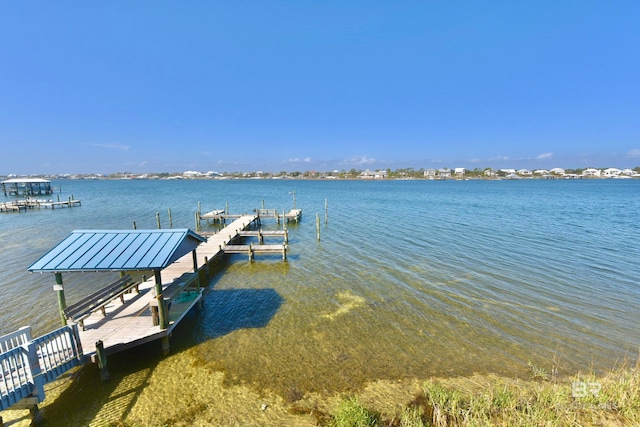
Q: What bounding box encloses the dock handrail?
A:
[0,325,84,411]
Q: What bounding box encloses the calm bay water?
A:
[1,178,639,398]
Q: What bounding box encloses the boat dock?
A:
[87,215,269,354]
[199,208,302,225]
[1,209,299,417]
[0,197,81,213]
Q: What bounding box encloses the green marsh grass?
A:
[323,358,639,427]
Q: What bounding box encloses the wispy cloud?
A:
[626,149,640,158]
[82,142,130,151]
[536,152,553,160]
[285,157,312,163]
[344,156,376,165]
[489,155,509,162]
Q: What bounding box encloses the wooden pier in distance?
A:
[0,197,81,213]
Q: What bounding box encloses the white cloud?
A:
[285,157,312,163]
[489,155,509,162]
[345,156,376,165]
[82,142,130,151]
[626,149,640,158]
[536,152,553,160]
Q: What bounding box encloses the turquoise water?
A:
[0,178,639,395]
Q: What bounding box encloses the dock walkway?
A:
[77,215,259,359]
[0,198,81,213]
[1,211,294,415]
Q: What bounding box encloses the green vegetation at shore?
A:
[321,362,639,427]
[1,357,637,426]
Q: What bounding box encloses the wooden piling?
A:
[168,208,173,228]
[316,212,320,240]
[96,340,109,381]
[132,221,137,230]
[156,212,161,229]
[28,405,43,424]
[161,336,170,356]
[325,198,328,223]
[54,272,66,326]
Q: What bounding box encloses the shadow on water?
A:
[196,288,283,341]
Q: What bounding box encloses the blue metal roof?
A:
[28,229,207,273]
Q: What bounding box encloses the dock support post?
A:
[132,220,137,230]
[28,405,43,424]
[316,212,321,241]
[168,208,173,228]
[54,272,67,326]
[96,340,109,381]
[325,198,328,223]
[249,243,254,261]
[161,336,170,356]
[203,256,210,283]
[156,212,161,229]
[154,269,169,330]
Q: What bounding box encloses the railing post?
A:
[70,324,85,364]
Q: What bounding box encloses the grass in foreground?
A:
[321,361,639,426]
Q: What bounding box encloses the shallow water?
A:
[1,178,639,420]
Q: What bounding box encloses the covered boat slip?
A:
[1,178,53,196]
[28,228,210,360]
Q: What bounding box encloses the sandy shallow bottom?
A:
[0,344,427,427]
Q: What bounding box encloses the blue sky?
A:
[1,2,639,174]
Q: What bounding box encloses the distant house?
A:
[517,169,532,176]
[500,169,516,175]
[359,169,387,179]
[550,168,565,175]
[183,170,203,178]
[582,168,601,177]
[602,168,622,178]
[438,168,451,178]
[424,169,436,178]
[484,168,496,177]
[534,169,549,175]
[454,168,465,176]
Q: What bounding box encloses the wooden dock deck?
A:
[256,208,302,223]
[76,215,259,359]
[0,198,81,213]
